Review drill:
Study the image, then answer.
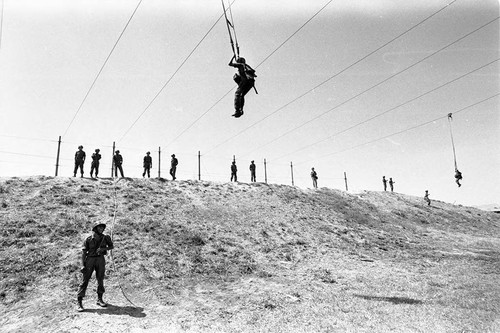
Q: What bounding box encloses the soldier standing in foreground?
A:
[382,176,387,191]
[73,145,86,178]
[170,154,178,180]
[389,177,395,192]
[231,161,238,182]
[311,168,318,189]
[113,150,124,178]
[77,222,114,312]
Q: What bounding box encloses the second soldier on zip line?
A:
[228,55,257,118]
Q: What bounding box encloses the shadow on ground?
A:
[354,294,423,305]
[81,305,146,318]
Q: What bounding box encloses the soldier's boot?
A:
[96,294,107,307]
[77,297,84,312]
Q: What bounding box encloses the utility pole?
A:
[290,161,294,186]
[264,158,267,184]
[158,146,161,178]
[111,142,115,178]
[344,171,348,191]
[55,136,61,176]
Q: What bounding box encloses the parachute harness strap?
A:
[447,113,458,171]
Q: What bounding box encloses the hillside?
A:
[0,176,499,333]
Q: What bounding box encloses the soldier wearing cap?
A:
[73,145,86,178]
[249,160,256,182]
[77,222,114,312]
[90,149,101,179]
[170,154,178,180]
[113,150,124,178]
[143,152,152,178]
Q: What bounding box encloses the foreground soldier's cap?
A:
[95,149,100,152]
[92,223,106,231]
[171,154,175,157]
[78,145,83,149]
[115,150,120,154]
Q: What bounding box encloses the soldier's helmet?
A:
[95,149,100,152]
[147,152,150,155]
[236,57,246,64]
[116,150,120,154]
[92,222,106,232]
[78,145,83,149]
[171,154,175,157]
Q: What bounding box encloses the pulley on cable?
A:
[221,0,258,119]
[447,113,462,187]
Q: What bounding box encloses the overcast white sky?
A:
[0,0,498,206]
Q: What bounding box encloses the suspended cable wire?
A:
[163,0,335,150]
[204,0,459,155]
[447,113,458,170]
[239,16,500,158]
[62,0,144,138]
[118,9,227,142]
[295,93,499,165]
[271,58,500,162]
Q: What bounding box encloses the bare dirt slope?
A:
[0,176,499,332]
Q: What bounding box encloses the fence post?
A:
[55,136,61,176]
[264,158,267,184]
[198,151,201,181]
[158,146,161,178]
[344,171,348,191]
[290,161,294,186]
[111,142,115,177]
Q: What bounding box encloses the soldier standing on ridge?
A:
[424,190,431,206]
[382,176,387,191]
[143,152,152,178]
[170,154,178,180]
[90,149,101,179]
[74,145,86,178]
[231,161,238,182]
[113,150,124,178]
[389,177,395,192]
[311,167,318,189]
[249,160,256,182]
[77,222,114,312]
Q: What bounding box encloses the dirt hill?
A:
[0,176,499,333]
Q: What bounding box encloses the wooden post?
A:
[55,136,61,176]
[264,158,267,184]
[158,146,161,178]
[111,142,115,177]
[344,171,348,191]
[198,151,201,181]
[290,162,294,186]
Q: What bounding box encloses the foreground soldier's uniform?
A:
[74,146,86,177]
[228,55,256,118]
[90,149,101,178]
[143,152,152,178]
[77,222,114,312]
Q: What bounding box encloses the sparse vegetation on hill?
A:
[0,176,499,332]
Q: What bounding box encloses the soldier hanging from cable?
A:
[455,169,462,187]
[228,55,257,118]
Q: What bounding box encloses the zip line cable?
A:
[62,0,144,138]
[294,93,499,166]
[238,16,500,158]
[271,58,500,162]
[118,10,227,143]
[163,0,334,150]
[204,0,458,155]
[447,113,459,171]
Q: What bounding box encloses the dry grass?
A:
[0,176,499,332]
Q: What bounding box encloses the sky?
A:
[0,0,498,207]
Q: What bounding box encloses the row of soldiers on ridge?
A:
[73,146,178,180]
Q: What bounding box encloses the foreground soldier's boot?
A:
[96,295,107,307]
[77,297,84,312]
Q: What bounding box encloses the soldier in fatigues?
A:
[311,168,318,189]
[143,152,152,178]
[77,222,114,312]
[424,190,431,206]
[90,149,101,179]
[113,150,124,178]
[389,178,395,192]
[170,154,178,180]
[382,176,387,191]
[74,145,86,177]
[249,160,256,182]
[231,161,238,182]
